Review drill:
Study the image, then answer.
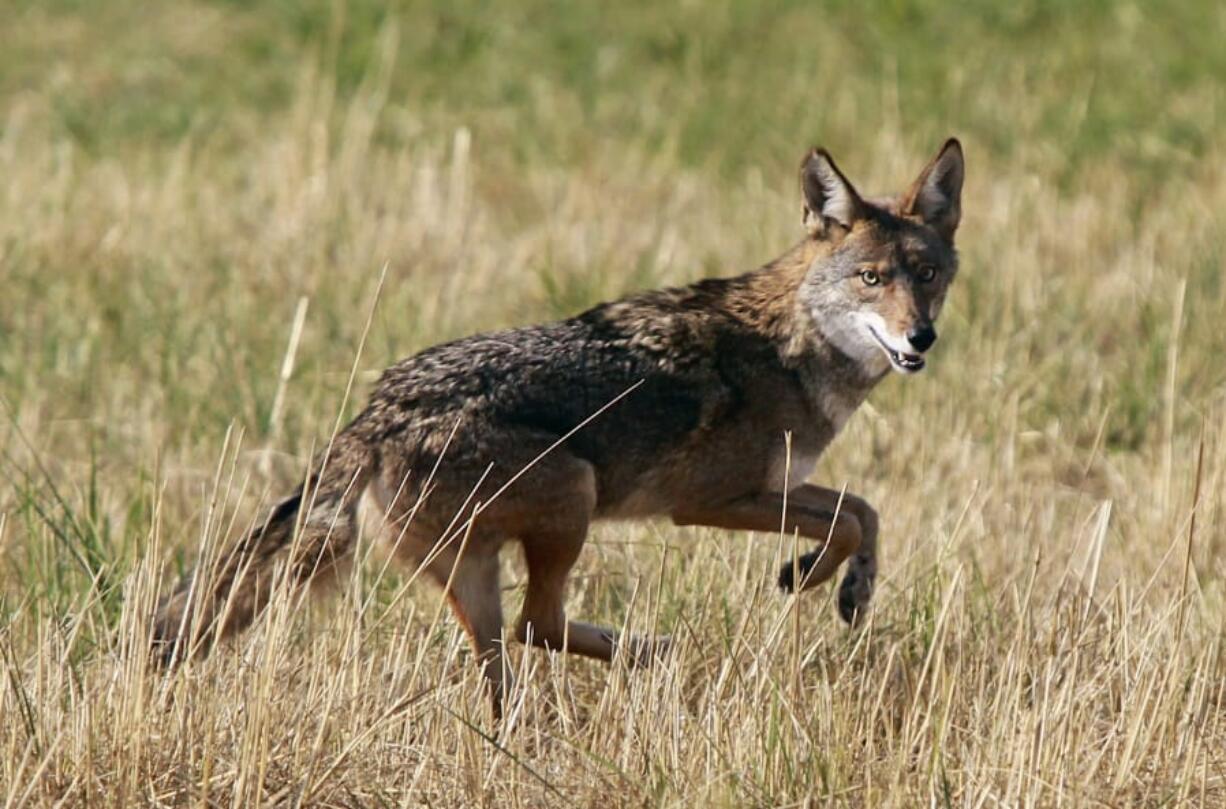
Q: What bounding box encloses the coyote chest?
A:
[818,386,862,433]
[764,446,820,491]
[761,377,867,492]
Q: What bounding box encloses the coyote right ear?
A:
[902,138,964,242]
[801,148,864,237]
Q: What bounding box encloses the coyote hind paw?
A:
[623,634,673,669]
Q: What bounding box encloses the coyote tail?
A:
[151,419,376,666]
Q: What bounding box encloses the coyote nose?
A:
[908,325,937,353]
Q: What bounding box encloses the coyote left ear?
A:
[801,148,864,237]
[903,138,964,242]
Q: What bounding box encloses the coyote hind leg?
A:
[382,518,511,716]
[437,548,509,713]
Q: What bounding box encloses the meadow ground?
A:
[2,1,1226,805]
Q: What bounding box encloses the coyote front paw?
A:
[776,553,819,593]
[837,566,873,626]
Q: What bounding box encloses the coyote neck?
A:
[720,239,883,390]
[710,238,816,348]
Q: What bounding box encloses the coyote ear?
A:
[800,148,864,237]
[903,138,964,242]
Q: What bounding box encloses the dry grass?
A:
[3,2,1226,806]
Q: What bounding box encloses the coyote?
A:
[153,139,965,713]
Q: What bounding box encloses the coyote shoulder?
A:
[153,139,965,713]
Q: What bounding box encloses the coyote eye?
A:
[917,265,937,283]
[859,269,880,286]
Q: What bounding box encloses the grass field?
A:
[3,1,1226,805]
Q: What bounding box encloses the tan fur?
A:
[151,139,966,715]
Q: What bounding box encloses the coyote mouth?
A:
[868,327,925,373]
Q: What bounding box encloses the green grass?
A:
[5,1,1223,176]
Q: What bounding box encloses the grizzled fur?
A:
[152,139,965,715]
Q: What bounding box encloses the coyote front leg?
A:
[772,484,878,623]
[673,483,878,622]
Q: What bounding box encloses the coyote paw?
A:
[777,552,875,625]
[623,634,673,669]
[837,567,873,626]
[776,553,818,593]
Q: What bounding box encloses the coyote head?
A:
[797,139,964,376]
